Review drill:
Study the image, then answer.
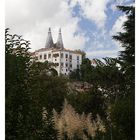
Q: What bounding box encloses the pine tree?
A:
[110,6,135,140]
[113,6,135,91]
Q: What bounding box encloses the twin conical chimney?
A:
[45,27,54,48]
[45,28,64,49]
[56,28,64,49]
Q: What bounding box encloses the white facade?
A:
[34,48,82,75]
[32,28,82,75]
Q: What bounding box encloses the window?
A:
[36,56,38,60]
[55,59,57,61]
[70,64,72,68]
[65,63,68,67]
[44,54,47,59]
[70,55,72,59]
[55,63,59,66]
[53,53,59,57]
[66,54,68,58]
[61,63,63,67]
[40,55,42,59]
[61,53,63,58]
[77,56,79,60]
[77,64,80,69]
[66,69,68,72]
[48,53,51,58]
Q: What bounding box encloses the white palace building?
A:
[32,28,83,75]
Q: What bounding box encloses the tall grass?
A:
[52,99,105,140]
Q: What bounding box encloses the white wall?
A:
[35,49,82,76]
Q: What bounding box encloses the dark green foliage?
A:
[113,6,135,90]
[69,69,80,80]
[76,57,126,102]
[69,58,93,82]
[110,5,135,140]
[110,95,135,140]
[29,63,68,114]
[80,58,94,83]
[50,68,58,76]
[5,28,32,139]
[27,60,67,139]
[92,58,126,102]
[67,90,106,119]
[5,29,67,139]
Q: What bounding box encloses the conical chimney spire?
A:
[45,27,54,48]
[56,28,64,49]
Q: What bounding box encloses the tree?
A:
[78,57,126,103]
[28,59,69,139]
[80,58,94,83]
[69,69,80,80]
[113,6,135,91]
[5,28,68,139]
[5,28,32,139]
[67,89,106,119]
[110,6,135,140]
[74,49,86,59]
[29,64,68,114]
[110,94,134,140]
[92,58,126,102]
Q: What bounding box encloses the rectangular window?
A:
[53,53,59,57]
[77,64,79,69]
[48,53,51,58]
[55,63,59,66]
[36,56,38,60]
[40,55,42,60]
[70,64,72,68]
[61,53,63,58]
[61,63,63,67]
[65,63,68,67]
[66,54,68,58]
[70,55,72,59]
[77,56,79,60]
[44,54,47,59]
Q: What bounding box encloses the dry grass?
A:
[52,99,105,140]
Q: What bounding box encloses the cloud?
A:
[6,0,132,58]
[6,0,88,51]
[110,14,127,35]
[109,14,127,50]
[110,0,134,12]
[69,0,111,28]
[84,28,122,59]
[86,50,119,59]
